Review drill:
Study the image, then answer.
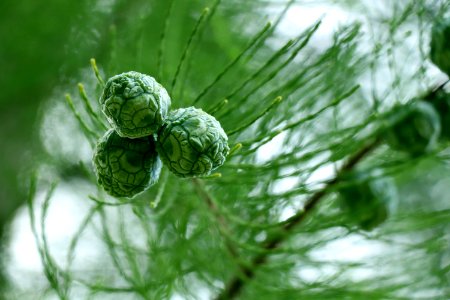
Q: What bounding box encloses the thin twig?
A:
[192,22,272,105]
[171,7,210,93]
[90,58,105,87]
[191,179,249,280]
[226,96,282,136]
[157,0,174,81]
[215,138,381,300]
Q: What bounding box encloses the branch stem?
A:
[215,138,381,300]
[191,178,255,285]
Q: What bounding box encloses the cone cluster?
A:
[93,71,229,198]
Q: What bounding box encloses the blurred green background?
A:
[0,0,91,243]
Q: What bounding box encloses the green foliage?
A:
[7,0,450,300]
[156,107,229,178]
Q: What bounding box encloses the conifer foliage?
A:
[20,0,450,299]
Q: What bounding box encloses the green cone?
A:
[156,107,229,178]
[100,71,171,138]
[385,101,441,156]
[338,171,398,231]
[426,87,450,140]
[93,129,162,198]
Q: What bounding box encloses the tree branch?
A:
[215,138,381,300]
[191,178,246,273]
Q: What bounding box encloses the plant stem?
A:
[191,178,241,261]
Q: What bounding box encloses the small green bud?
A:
[338,171,397,231]
[100,71,171,138]
[430,17,450,76]
[156,107,229,178]
[385,101,441,156]
[93,129,162,198]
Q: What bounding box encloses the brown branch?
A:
[191,178,244,269]
[215,138,381,300]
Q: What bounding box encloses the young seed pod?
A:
[156,107,229,178]
[93,129,162,198]
[430,17,450,76]
[100,71,171,138]
[385,101,441,156]
[338,171,398,231]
